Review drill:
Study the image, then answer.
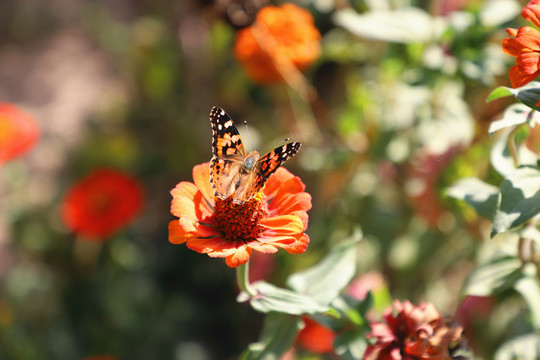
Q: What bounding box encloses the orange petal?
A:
[249,242,279,253]
[506,28,518,37]
[225,247,252,267]
[282,233,310,254]
[171,182,209,219]
[260,215,305,235]
[523,1,540,28]
[268,192,312,217]
[509,65,540,87]
[179,217,216,237]
[192,162,215,206]
[517,51,540,74]
[168,220,189,244]
[185,234,231,254]
[263,167,296,197]
[503,37,523,56]
[515,27,540,51]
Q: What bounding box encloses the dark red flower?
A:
[0,103,39,164]
[168,162,311,268]
[364,300,465,360]
[297,316,336,354]
[62,169,144,240]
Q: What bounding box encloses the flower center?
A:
[210,195,267,243]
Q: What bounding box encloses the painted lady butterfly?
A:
[209,106,301,204]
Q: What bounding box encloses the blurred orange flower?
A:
[168,162,311,268]
[503,0,540,88]
[233,3,321,83]
[296,316,336,354]
[62,169,144,240]
[0,103,39,164]
[364,300,466,360]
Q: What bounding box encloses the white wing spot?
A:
[218,124,222,130]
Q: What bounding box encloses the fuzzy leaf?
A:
[287,231,361,305]
[240,313,302,360]
[488,104,532,134]
[240,281,329,315]
[447,177,499,219]
[491,167,540,237]
[462,256,522,296]
[495,333,540,360]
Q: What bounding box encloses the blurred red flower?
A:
[0,103,39,164]
[296,316,336,354]
[233,3,321,83]
[168,162,311,268]
[503,0,540,88]
[62,169,144,240]
[364,300,465,360]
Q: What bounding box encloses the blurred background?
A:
[0,0,529,359]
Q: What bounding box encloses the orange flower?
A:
[0,103,39,164]
[233,3,321,83]
[364,300,466,360]
[168,162,311,268]
[503,0,540,87]
[62,169,144,240]
[297,316,336,354]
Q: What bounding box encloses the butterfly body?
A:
[209,106,301,204]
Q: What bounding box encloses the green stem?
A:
[236,261,255,296]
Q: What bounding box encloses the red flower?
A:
[168,162,311,268]
[233,3,321,83]
[62,169,144,240]
[364,300,465,360]
[503,0,540,88]
[0,103,39,164]
[297,316,336,354]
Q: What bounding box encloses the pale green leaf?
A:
[462,256,522,296]
[495,333,540,360]
[333,8,440,43]
[241,281,329,315]
[287,231,361,305]
[489,104,532,135]
[447,177,499,219]
[487,86,514,102]
[240,313,302,360]
[334,329,368,360]
[514,266,540,330]
[491,167,540,237]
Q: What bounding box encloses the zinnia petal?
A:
[523,0,540,28]
[225,246,252,267]
[515,26,540,51]
[192,162,215,205]
[509,64,540,87]
[168,220,189,244]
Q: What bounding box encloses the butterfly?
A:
[209,106,301,204]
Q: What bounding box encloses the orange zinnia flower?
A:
[62,169,144,240]
[168,162,311,268]
[503,0,540,87]
[364,300,466,360]
[0,103,39,164]
[233,3,321,83]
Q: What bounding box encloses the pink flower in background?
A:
[0,103,39,164]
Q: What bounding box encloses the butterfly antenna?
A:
[243,120,256,150]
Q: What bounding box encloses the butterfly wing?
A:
[241,142,302,200]
[209,106,247,199]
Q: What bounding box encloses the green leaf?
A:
[287,231,361,305]
[490,128,517,177]
[462,256,522,296]
[495,333,540,360]
[333,329,369,360]
[514,265,540,330]
[487,86,514,102]
[240,313,302,360]
[239,281,329,315]
[488,104,532,135]
[491,167,540,237]
[447,177,499,219]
